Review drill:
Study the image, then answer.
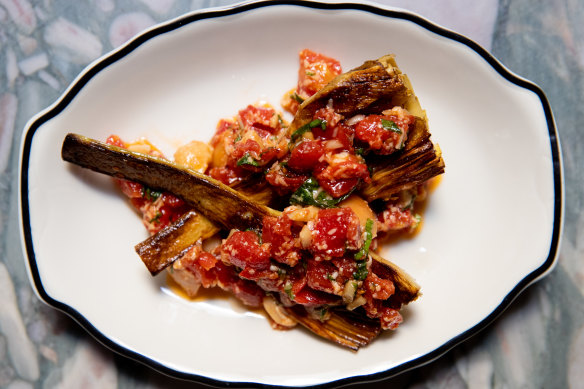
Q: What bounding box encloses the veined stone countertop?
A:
[1,1,582,388]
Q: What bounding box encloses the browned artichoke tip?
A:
[284,306,381,351]
[361,117,445,202]
[135,211,219,276]
[289,54,411,135]
[369,251,422,305]
[287,54,444,201]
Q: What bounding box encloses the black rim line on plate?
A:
[19,1,563,388]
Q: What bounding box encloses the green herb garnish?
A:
[413,214,422,228]
[150,211,162,224]
[284,282,295,300]
[381,118,402,134]
[236,152,260,167]
[234,133,242,143]
[289,119,327,143]
[142,187,161,201]
[305,71,316,76]
[292,92,305,104]
[353,260,368,281]
[289,177,355,208]
[142,186,162,201]
[354,218,374,260]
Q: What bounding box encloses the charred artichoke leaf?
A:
[289,54,411,134]
[285,306,381,351]
[61,133,280,232]
[287,53,444,201]
[135,211,219,276]
[136,180,275,276]
[362,118,445,201]
[369,251,421,305]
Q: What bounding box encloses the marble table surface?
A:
[1,0,582,388]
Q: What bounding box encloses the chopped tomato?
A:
[198,252,218,271]
[210,118,237,147]
[288,140,326,172]
[208,166,246,186]
[265,163,309,194]
[310,208,362,259]
[362,297,403,330]
[317,177,360,198]
[262,215,301,267]
[182,248,219,289]
[228,139,266,170]
[297,49,342,98]
[117,180,143,199]
[231,279,265,307]
[378,204,419,232]
[238,104,280,134]
[106,134,126,148]
[221,230,271,271]
[331,256,358,281]
[312,107,342,129]
[364,271,395,300]
[139,193,190,234]
[354,108,414,154]
[282,50,342,115]
[293,286,340,306]
[312,122,354,152]
[306,259,338,294]
[106,135,190,234]
[314,152,369,197]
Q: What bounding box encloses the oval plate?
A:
[19,1,563,387]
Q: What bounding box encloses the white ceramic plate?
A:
[19,1,563,387]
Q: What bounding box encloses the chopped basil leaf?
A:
[289,119,327,143]
[292,92,305,103]
[289,177,355,208]
[234,134,242,143]
[381,118,402,134]
[142,187,161,201]
[413,213,422,228]
[353,260,368,281]
[326,273,334,281]
[315,119,327,130]
[284,282,295,300]
[150,211,162,224]
[354,218,374,260]
[399,190,416,210]
[305,71,316,76]
[277,114,285,126]
[236,152,260,167]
